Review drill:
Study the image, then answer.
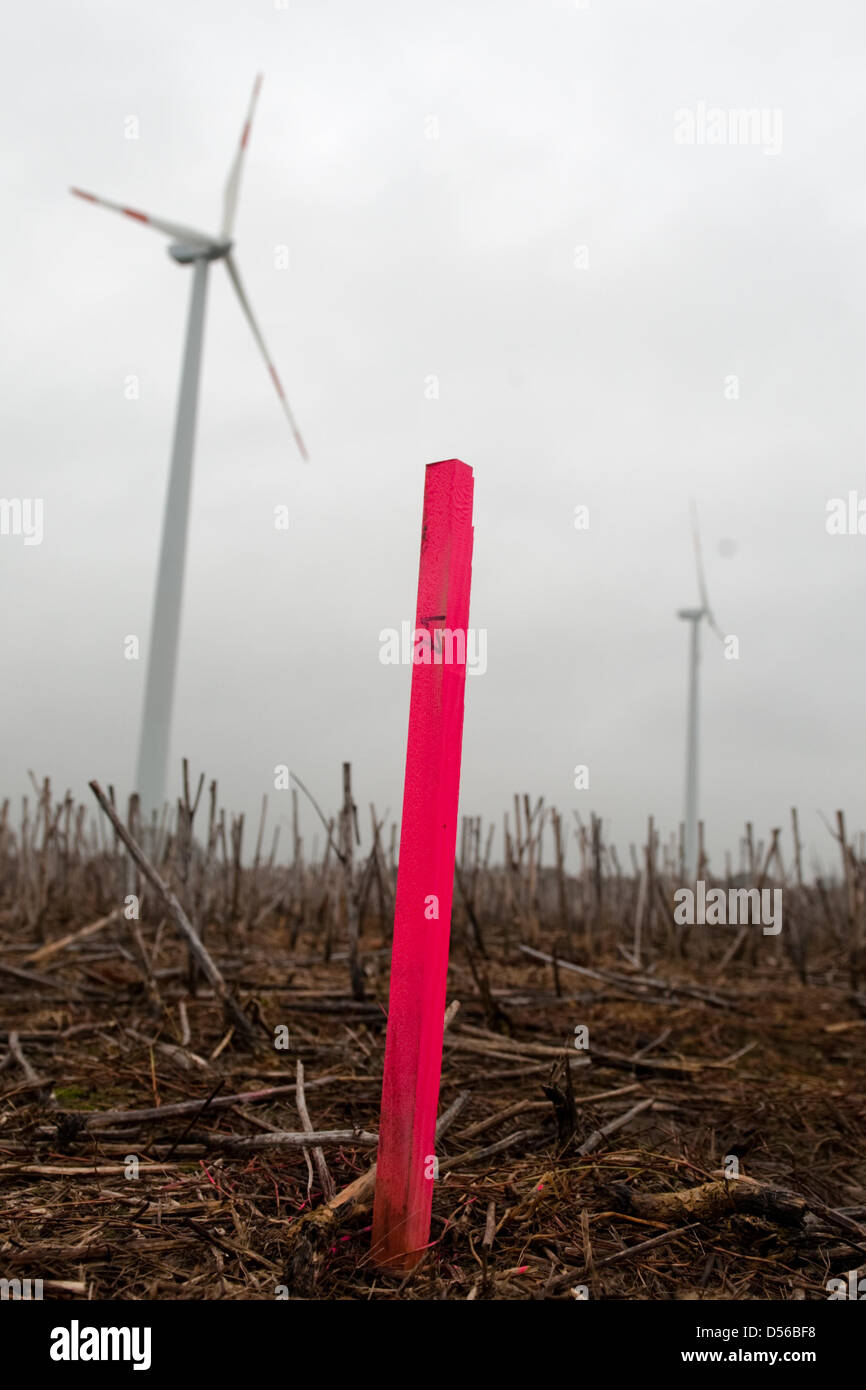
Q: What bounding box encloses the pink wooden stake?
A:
[371,458,474,1269]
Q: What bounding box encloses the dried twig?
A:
[296,1060,336,1201]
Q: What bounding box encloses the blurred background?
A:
[1,0,864,873]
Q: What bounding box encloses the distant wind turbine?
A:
[71,75,307,817]
[677,501,724,881]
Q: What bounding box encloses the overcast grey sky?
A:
[2,0,865,873]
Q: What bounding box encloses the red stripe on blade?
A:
[123,208,148,223]
[71,188,97,202]
[268,364,286,399]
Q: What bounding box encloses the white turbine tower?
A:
[71,75,307,817]
[677,501,724,882]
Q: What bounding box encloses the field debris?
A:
[0,774,863,1299]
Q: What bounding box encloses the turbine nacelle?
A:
[168,239,233,264]
[677,606,706,622]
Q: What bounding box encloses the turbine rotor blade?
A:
[690,498,724,639]
[70,187,216,249]
[222,73,263,240]
[224,253,308,461]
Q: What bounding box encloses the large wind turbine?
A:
[71,75,307,817]
[677,501,724,881]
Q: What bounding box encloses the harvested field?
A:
[1,773,864,1300]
